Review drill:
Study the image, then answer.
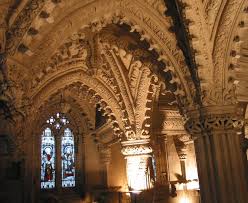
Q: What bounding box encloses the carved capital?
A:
[160,110,186,135]
[185,106,244,136]
[121,139,152,156]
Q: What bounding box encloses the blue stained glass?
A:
[61,128,75,188]
[41,128,56,189]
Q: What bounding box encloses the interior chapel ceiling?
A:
[0,0,247,149]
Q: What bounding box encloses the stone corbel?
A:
[173,134,191,161]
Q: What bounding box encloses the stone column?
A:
[153,135,170,203]
[155,134,169,186]
[99,147,111,187]
[185,106,248,203]
[121,139,154,191]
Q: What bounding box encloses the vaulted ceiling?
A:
[0,0,248,140]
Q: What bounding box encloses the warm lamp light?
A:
[186,166,198,181]
[126,155,154,191]
[121,140,154,192]
[180,195,189,203]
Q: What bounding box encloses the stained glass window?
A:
[61,128,75,187]
[41,113,76,190]
[41,128,55,189]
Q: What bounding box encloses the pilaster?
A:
[99,147,111,187]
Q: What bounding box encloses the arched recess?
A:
[7,0,195,111]
[30,101,89,201]
[24,23,171,141]
[29,69,124,137]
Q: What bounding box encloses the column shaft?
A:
[186,111,248,203]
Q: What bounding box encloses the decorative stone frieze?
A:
[6,0,47,55]
[212,0,246,107]
[228,2,248,102]
[160,110,186,135]
[121,139,153,156]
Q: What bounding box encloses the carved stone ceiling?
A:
[6,0,196,109]
[2,0,248,143]
[8,22,167,141]
[181,0,248,106]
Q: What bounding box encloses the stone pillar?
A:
[99,147,111,187]
[121,139,154,192]
[185,106,248,203]
[153,135,170,203]
[155,134,169,186]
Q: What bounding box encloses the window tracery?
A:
[46,112,69,130]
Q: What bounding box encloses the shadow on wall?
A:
[0,135,24,203]
[40,196,58,203]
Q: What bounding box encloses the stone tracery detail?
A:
[20,24,170,141]
[4,0,195,111]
